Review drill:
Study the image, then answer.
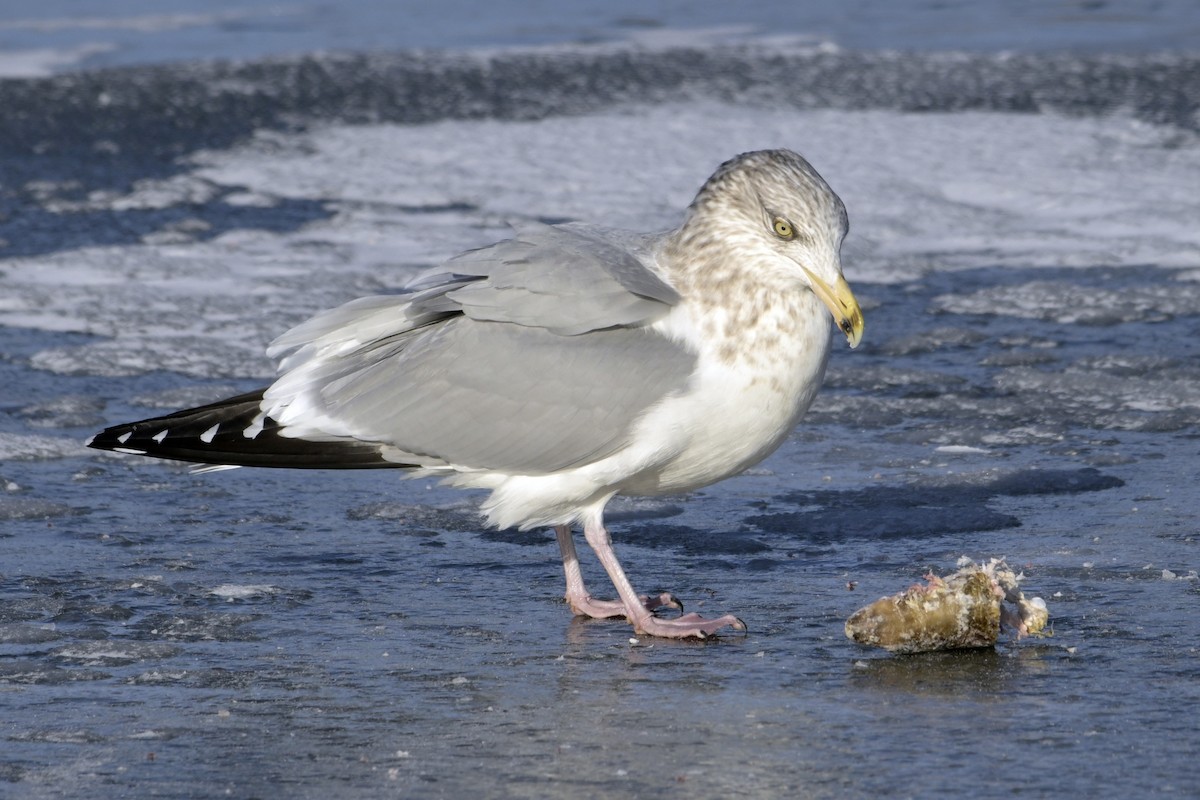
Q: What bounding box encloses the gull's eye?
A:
[772,217,794,240]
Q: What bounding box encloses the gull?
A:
[88,149,864,639]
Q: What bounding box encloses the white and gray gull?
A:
[88,149,865,639]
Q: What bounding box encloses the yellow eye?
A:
[772,217,794,239]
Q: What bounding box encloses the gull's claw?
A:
[632,611,747,640]
[567,591,682,619]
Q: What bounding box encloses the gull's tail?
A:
[87,389,405,470]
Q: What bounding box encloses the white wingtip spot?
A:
[200,424,220,444]
[152,430,168,444]
[117,432,132,444]
[243,412,266,439]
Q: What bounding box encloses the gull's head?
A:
[680,149,864,348]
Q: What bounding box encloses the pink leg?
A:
[579,519,746,639]
[555,525,679,619]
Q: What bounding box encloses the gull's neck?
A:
[653,218,833,374]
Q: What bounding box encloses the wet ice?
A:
[2,26,1200,800]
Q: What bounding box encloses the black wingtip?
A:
[89,389,411,470]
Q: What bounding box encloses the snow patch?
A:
[209,584,281,600]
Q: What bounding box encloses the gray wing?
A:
[442,221,680,335]
[262,223,695,473]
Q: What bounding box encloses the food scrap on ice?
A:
[845,557,1049,654]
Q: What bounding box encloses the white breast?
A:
[620,291,833,495]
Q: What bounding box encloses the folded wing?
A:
[91,223,696,474]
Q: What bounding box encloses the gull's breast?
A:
[621,291,834,495]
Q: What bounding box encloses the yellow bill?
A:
[803,269,864,349]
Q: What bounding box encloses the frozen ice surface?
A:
[2,32,1199,800]
[4,0,1200,76]
[0,432,90,460]
[933,280,1200,324]
[5,107,1200,382]
[208,583,281,600]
